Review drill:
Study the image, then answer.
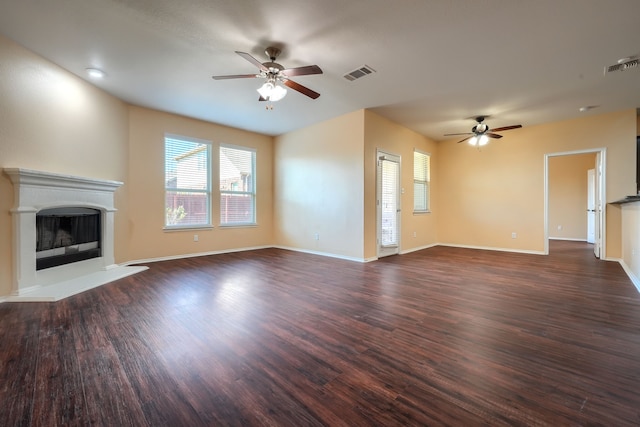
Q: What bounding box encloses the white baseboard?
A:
[438,243,546,255]
[123,245,273,266]
[549,237,588,242]
[6,239,640,303]
[400,243,439,255]
[616,259,640,293]
[273,245,372,263]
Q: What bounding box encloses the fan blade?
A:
[281,65,323,77]
[258,96,267,101]
[457,136,472,144]
[235,51,268,72]
[444,132,473,136]
[489,124,522,132]
[486,133,503,139]
[283,79,320,99]
[212,74,258,80]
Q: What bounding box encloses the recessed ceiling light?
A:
[579,105,598,112]
[85,68,106,79]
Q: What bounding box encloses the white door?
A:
[377,151,400,257]
[593,152,602,258]
[587,168,595,244]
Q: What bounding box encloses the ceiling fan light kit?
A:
[212,46,323,104]
[469,134,489,146]
[257,80,287,101]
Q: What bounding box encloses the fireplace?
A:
[36,207,102,270]
[4,168,147,301]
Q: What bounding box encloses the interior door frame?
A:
[544,148,606,258]
[587,168,596,244]
[376,149,401,258]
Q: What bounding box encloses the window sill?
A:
[163,225,214,232]
[413,211,431,215]
[219,223,258,229]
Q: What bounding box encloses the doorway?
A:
[377,150,401,258]
[545,149,606,258]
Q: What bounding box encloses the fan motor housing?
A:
[262,61,284,74]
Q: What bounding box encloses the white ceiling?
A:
[1,0,639,140]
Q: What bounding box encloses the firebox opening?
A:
[36,207,102,270]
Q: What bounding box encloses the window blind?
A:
[220,145,256,225]
[164,135,211,228]
[414,150,430,212]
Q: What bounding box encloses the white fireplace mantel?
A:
[4,168,146,302]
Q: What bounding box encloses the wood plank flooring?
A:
[1,240,640,426]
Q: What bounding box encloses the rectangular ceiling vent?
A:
[344,65,376,81]
[604,57,638,74]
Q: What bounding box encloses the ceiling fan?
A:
[444,116,522,146]
[212,47,323,102]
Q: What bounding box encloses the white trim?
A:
[127,245,375,264]
[4,167,122,192]
[7,243,636,303]
[273,246,371,263]
[412,148,431,214]
[439,243,546,255]
[124,245,273,265]
[549,237,588,242]
[617,259,640,293]
[376,149,402,258]
[164,134,213,229]
[400,243,439,254]
[3,168,126,300]
[544,148,606,258]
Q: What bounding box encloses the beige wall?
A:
[363,111,439,259]
[127,106,274,262]
[0,34,130,297]
[274,110,365,260]
[548,153,596,240]
[438,110,636,256]
[1,34,637,298]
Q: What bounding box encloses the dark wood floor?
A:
[2,241,640,426]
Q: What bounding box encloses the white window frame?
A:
[219,143,256,226]
[164,133,212,230]
[413,149,431,214]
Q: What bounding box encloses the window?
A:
[164,134,211,228]
[413,150,430,213]
[220,144,256,225]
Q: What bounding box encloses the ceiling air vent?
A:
[344,65,376,81]
[604,56,639,74]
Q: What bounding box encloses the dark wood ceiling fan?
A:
[445,116,522,145]
[212,47,323,101]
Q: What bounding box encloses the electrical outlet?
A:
[314,233,319,240]
[557,225,562,231]
[511,232,517,239]
[193,234,198,242]
[413,231,417,238]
